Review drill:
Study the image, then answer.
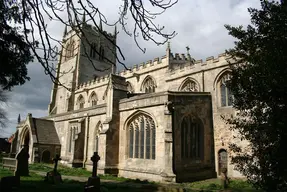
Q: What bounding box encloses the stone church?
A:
[10,21,244,182]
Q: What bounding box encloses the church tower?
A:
[48,19,117,115]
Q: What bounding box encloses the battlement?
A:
[83,24,115,38]
[75,52,229,91]
[64,23,115,41]
[169,52,229,73]
[170,53,193,61]
[76,74,110,90]
[116,55,168,77]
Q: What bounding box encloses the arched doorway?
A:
[22,128,30,148]
[41,150,51,163]
[218,149,228,175]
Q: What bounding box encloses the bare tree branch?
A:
[9,0,178,89]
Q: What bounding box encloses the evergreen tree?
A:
[0,0,33,90]
[225,1,287,191]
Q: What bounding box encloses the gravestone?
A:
[221,168,229,189]
[14,145,29,176]
[44,154,63,184]
[0,175,20,191]
[84,152,101,192]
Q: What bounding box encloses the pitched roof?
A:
[32,118,60,145]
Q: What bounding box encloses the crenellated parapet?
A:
[168,52,230,74]
[116,55,168,77]
[63,23,115,42]
[83,24,115,39]
[75,52,230,91]
[76,74,110,91]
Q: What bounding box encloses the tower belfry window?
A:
[90,43,97,59]
[99,46,104,61]
[65,41,75,61]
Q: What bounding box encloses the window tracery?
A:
[128,114,156,159]
[181,115,204,160]
[90,43,97,59]
[65,41,75,61]
[219,73,233,107]
[127,81,134,93]
[68,125,78,153]
[99,46,104,61]
[142,76,156,93]
[89,92,98,106]
[77,95,85,109]
[180,79,199,92]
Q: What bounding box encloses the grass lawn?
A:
[1,165,263,192]
[29,163,133,182]
[0,168,140,192]
[181,178,262,192]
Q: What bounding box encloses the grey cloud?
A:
[2,0,262,137]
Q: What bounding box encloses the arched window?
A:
[181,115,204,160]
[90,43,97,59]
[89,92,98,106]
[180,78,199,92]
[65,41,75,61]
[142,76,156,93]
[219,73,233,107]
[68,126,78,153]
[94,122,102,152]
[127,81,134,94]
[128,113,156,159]
[99,46,104,61]
[77,95,85,109]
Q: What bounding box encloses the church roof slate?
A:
[32,118,60,145]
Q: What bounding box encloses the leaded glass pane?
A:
[140,118,145,159]
[135,126,139,158]
[151,126,156,159]
[128,114,156,160]
[227,88,233,106]
[146,122,151,159]
[221,84,227,107]
[129,125,134,158]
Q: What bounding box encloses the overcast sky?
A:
[1,0,261,137]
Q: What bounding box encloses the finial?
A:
[114,25,117,37]
[167,41,170,51]
[186,46,190,54]
[99,19,102,31]
[82,12,86,23]
[73,16,77,27]
[63,25,67,36]
[186,46,192,62]
[17,114,21,124]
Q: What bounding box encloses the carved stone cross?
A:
[53,154,61,172]
[91,152,100,177]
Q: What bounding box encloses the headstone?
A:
[84,152,101,192]
[0,175,20,191]
[14,145,29,176]
[221,168,229,189]
[44,154,63,184]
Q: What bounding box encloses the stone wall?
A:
[118,93,170,182]
[170,93,216,182]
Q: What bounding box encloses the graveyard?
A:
[0,151,260,192]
